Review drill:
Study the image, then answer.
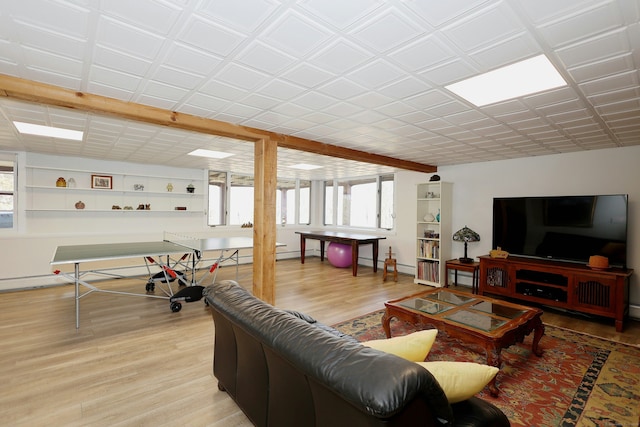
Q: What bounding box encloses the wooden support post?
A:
[252,138,277,304]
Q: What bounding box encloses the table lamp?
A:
[453,226,480,263]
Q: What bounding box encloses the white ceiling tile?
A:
[89,65,142,92]
[151,66,204,90]
[317,78,368,100]
[579,70,639,96]
[350,10,422,53]
[287,91,337,110]
[162,43,222,76]
[441,2,524,53]
[567,53,635,83]
[254,79,307,101]
[236,42,298,75]
[556,28,631,68]
[515,0,604,25]
[26,65,82,90]
[6,0,92,39]
[421,58,478,86]
[215,63,271,91]
[347,59,406,89]
[22,46,83,77]
[535,1,625,48]
[469,32,539,69]
[300,0,384,30]
[389,34,456,72]
[309,39,373,74]
[96,16,166,60]
[92,46,153,77]
[281,62,334,88]
[403,0,488,27]
[198,0,279,33]
[348,92,395,109]
[262,11,334,57]
[177,16,246,57]
[199,80,249,101]
[101,0,183,35]
[378,76,430,99]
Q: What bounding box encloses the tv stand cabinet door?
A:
[479,258,513,296]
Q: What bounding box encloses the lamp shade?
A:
[453,226,480,243]
[452,226,480,263]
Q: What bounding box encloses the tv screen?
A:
[492,195,628,268]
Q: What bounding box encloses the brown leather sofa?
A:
[204,280,510,427]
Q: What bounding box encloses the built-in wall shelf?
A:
[25,166,204,213]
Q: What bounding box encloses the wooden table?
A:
[295,231,386,277]
[382,288,544,396]
[445,259,480,293]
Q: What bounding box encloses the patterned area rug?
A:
[333,310,640,427]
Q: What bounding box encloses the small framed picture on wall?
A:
[91,174,112,189]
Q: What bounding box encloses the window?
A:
[0,158,15,229]
[229,174,254,225]
[323,180,334,225]
[276,179,295,225]
[324,174,394,229]
[379,174,394,229]
[207,170,314,226]
[207,171,226,226]
[276,179,311,225]
[298,180,310,225]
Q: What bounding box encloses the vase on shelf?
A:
[436,209,440,222]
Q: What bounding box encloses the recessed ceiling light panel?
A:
[188,149,234,159]
[13,121,84,141]
[445,55,567,107]
[290,163,323,170]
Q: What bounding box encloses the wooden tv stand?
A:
[478,255,633,332]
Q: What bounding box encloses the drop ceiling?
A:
[0,0,638,179]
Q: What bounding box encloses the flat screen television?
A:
[492,195,628,268]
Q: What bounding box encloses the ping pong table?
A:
[51,234,269,328]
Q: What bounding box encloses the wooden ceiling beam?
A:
[0,74,437,173]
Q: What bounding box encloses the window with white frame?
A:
[229,174,254,225]
[324,174,394,229]
[207,171,226,226]
[276,179,311,226]
[0,157,15,230]
[208,171,312,226]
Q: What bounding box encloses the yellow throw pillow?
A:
[362,329,438,362]
[416,361,498,403]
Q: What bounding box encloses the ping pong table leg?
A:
[75,262,80,329]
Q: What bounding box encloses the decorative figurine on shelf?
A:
[74,201,85,209]
[436,209,441,222]
[166,183,173,192]
[67,178,76,188]
[56,177,67,187]
[186,183,195,193]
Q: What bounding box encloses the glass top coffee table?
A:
[383,288,544,396]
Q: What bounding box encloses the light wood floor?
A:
[0,257,638,426]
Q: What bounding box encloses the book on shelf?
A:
[417,260,439,282]
[419,240,439,259]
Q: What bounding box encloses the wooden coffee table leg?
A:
[381,309,393,338]
[486,346,502,397]
[531,318,545,357]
